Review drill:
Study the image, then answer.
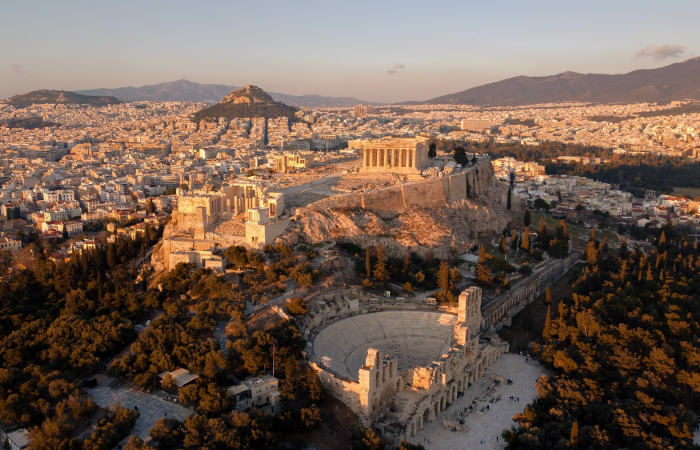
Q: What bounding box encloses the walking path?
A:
[410,353,546,450]
[86,377,193,445]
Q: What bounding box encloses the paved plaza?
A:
[409,353,546,450]
[86,379,193,444]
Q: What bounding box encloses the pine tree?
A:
[658,230,667,247]
[365,247,372,280]
[521,227,530,251]
[586,239,598,266]
[524,208,531,227]
[373,245,388,282]
[402,252,411,275]
[569,420,579,448]
[557,219,568,239]
[619,260,628,282]
[619,238,629,258]
[437,261,451,298]
[499,234,508,254]
[543,304,552,341]
[475,245,492,285]
[511,233,519,250]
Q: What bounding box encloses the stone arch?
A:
[440,396,446,411]
[411,421,416,437]
[396,378,402,392]
[458,378,463,393]
[434,402,439,417]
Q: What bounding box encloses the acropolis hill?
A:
[155,136,512,271]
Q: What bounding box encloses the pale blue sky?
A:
[2,0,698,102]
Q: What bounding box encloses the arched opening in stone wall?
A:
[434,402,439,417]
[423,408,430,426]
[411,422,416,437]
[396,378,402,392]
[440,396,446,411]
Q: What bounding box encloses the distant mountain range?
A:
[3,90,120,107]
[77,79,377,107]
[7,58,699,109]
[422,57,700,105]
[192,85,297,122]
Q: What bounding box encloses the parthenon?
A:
[359,136,429,174]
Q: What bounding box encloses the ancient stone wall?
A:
[481,252,580,330]
[297,159,495,216]
[305,286,510,444]
[310,361,365,418]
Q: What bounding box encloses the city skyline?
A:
[2,0,699,102]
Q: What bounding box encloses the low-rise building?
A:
[227,375,280,412]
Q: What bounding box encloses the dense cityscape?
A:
[1,2,699,450]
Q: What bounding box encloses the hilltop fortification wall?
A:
[298,159,494,215]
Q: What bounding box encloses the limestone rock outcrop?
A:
[280,183,511,259]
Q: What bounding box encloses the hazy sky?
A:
[2,0,699,102]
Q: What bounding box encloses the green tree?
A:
[521,227,530,251]
[150,418,183,450]
[586,239,598,266]
[453,147,468,166]
[364,247,372,282]
[286,297,308,316]
[543,304,552,341]
[373,245,389,282]
[437,261,453,301]
[349,423,385,450]
[544,287,552,305]
[569,420,579,448]
[499,234,508,254]
[524,208,531,227]
[534,198,549,210]
[475,245,492,286]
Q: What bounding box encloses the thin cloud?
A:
[636,45,686,60]
[10,63,24,75]
[387,64,405,75]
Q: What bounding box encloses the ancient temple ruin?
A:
[307,286,508,446]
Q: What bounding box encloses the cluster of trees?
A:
[476,216,569,289]
[456,139,700,197]
[82,406,139,450]
[505,225,699,449]
[224,244,316,299]
[461,140,615,161]
[546,160,700,197]
[344,243,462,299]
[0,226,162,447]
[112,242,327,448]
[453,146,478,167]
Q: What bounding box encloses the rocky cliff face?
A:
[279,183,514,259]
